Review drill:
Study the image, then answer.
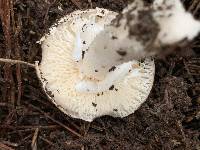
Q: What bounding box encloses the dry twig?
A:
[26,103,82,138]
[31,128,39,150]
[0,58,35,68]
[70,0,82,9]
[0,143,15,150]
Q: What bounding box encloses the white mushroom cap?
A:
[36,8,155,122]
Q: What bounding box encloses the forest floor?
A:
[0,0,199,149]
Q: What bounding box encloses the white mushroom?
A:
[36,7,154,122]
[36,0,200,122]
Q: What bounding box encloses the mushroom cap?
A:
[36,8,155,122]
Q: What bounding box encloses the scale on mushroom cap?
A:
[0,0,198,122]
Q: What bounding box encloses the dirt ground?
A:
[0,0,199,150]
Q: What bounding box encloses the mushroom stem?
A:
[78,0,200,81]
[76,61,134,93]
[0,58,36,68]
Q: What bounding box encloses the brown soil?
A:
[0,0,200,150]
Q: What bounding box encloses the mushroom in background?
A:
[23,0,200,121]
[81,0,200,80]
